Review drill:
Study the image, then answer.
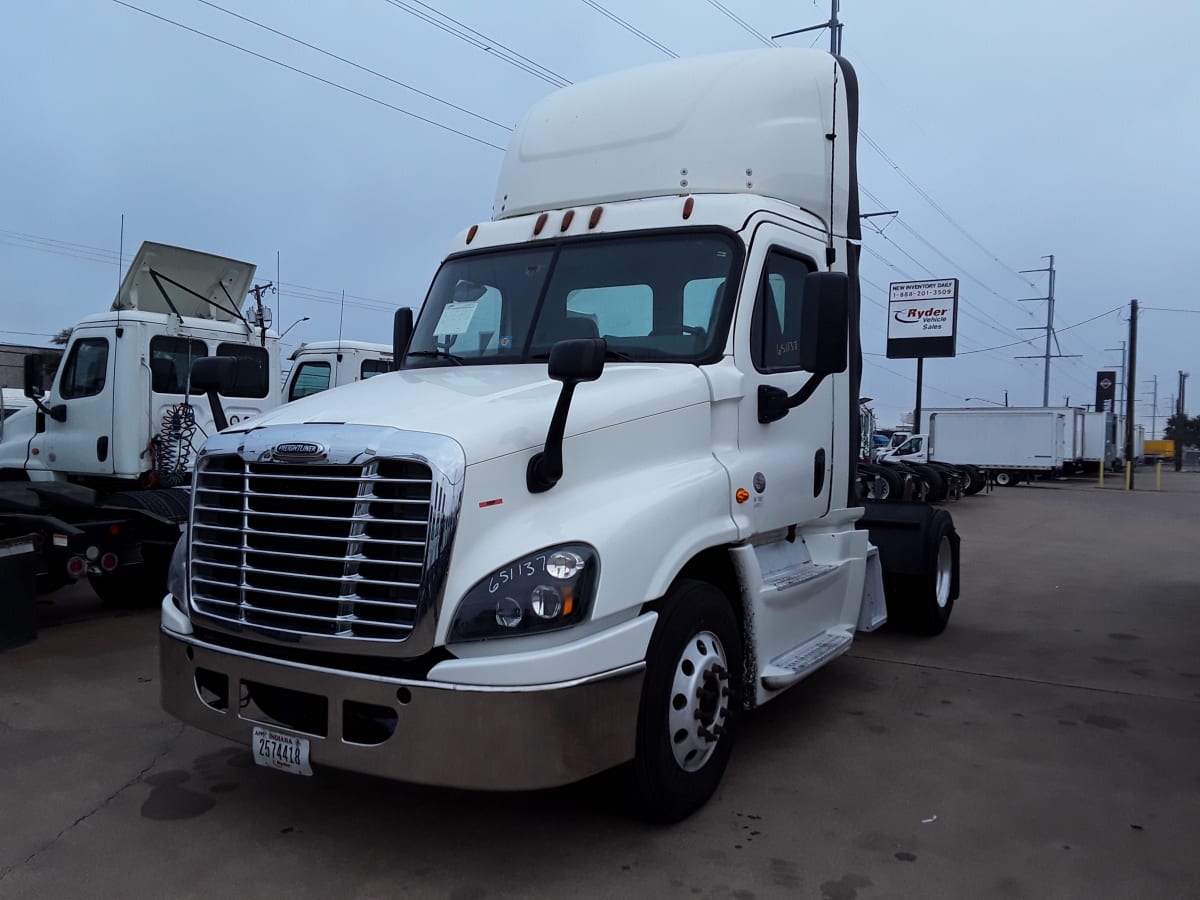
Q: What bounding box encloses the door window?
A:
[59,338,110,399]
[288,361,331,400]
[896,437,923,455]
[215,344,270,398]
[360,358,390,379]
[749,250,816,373]
[149,336,207,394]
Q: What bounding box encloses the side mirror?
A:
[796,271,849,376]
[527,338,607,493]
[758,272,850,424]
[23,354,45,399]
[190,356,239,431]
[393,307,414,364]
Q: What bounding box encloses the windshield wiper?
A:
[406,349,466,366]
[530,347,637,362]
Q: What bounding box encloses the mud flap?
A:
[857,500,960,600]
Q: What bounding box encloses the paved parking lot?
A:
[2,473,1198,899]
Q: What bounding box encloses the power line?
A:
[380,0,569,87]
[704,0,775,45]
[579,1,678,57]
[957,305,1125,355]
[109,0,506,151]
[192,0,511,131]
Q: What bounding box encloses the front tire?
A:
[632,579,742,823]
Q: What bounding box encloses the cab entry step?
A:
[760,628,853,690]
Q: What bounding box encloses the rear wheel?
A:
[883,511,957,635]
[631,579,742,823]
[913,464,947,502]
[993,470,1017,487]
[962,465,986,496]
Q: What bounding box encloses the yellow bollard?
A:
[1099,462,1105,487]
[1125,461,1132,491]
[1156,461,1162,491]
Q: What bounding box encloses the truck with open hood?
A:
[0,242,280,606]
[160,48,961,821]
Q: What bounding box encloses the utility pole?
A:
[1124,299,1137,487]
[1147,374,1158,439]
[1105,340,1127,418]
[1017,254,1079,405]
[771,0,842,53]
[1176,370,1189,472]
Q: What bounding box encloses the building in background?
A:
[0,343,63,390]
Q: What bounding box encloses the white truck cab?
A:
[0,242,281,603]
[161,49,960,821]
[284,340,392,402]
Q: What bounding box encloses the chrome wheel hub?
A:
[667,630,731,772]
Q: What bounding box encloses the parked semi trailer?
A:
[160,49,962,822]
[0,242,281,605]
[880,406,1069,485]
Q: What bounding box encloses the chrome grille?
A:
[190,454,435,641]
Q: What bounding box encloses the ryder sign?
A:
[886,278,959,359]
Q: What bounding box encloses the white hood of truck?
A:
[243,364,713,465]
[112,242,256,322]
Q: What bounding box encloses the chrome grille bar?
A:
[190,451,434,643]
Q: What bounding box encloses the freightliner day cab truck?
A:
[284,341,393,402]
[161,49,962,821]
[0,243,281,605]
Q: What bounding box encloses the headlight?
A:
[448,543,598,643]
[167,535,188,611]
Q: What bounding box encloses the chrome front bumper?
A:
[159,629,645,791]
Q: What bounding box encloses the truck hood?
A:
[242,363,712,465]
[112,242,257,322]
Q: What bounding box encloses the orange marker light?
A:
[735,488,750,504]
[588,206,604,229]
[683,197,694,219]
[466,224,479,244]
[560,209,575,231]
[534,212,548,235]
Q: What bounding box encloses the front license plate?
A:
[252,726,313,776]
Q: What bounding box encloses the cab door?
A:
[728,225,836,536]
[34,331,118,476]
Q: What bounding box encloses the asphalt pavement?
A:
[1,472,1197,899]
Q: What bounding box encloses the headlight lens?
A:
[448,543,598,643]
[167,535,188,611]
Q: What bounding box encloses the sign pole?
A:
[914,358,924,433]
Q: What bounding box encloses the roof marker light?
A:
[683,197,695,219]
[588,207,604,229]
[466,224,479,244]
[534,213,549,236]
[560,210,575,232]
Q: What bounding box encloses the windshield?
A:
[403,231,742,367]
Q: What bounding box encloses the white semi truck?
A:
[881,407,1069,486]
[284,340,393,402]
[160,49,961,821]
[0,242,281,605]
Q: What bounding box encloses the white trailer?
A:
[160,48,962,822]
[879,406,1068,485]
[1078,410,1117,471]
[284,340,392,402]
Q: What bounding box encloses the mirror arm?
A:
[758,373,827,424]
[206,390,229,432]
[526,382,578,493]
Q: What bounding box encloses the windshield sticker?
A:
[434,301,477,336]
[499,335,513,349]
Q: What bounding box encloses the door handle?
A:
[813,448,826,496]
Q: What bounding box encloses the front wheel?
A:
[631,579,743,823]
[993,470,1017,487]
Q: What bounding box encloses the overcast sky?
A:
[2,0,1197,430]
